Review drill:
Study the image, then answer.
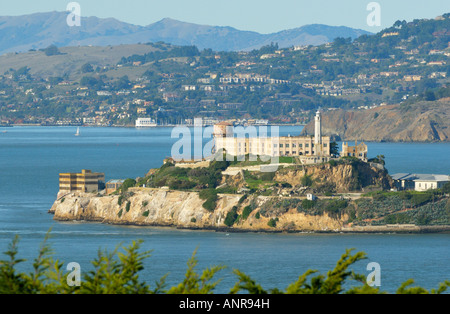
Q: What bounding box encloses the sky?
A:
[1,0,450,34]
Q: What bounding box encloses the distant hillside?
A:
[301,99,450,142]
[0,12,372,54]
[1,13,449,131]
[0,44,162,79]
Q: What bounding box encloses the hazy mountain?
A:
[0,12,372,54]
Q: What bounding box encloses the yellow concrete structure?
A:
[59,169,105,193]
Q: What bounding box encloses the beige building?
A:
[105,179,125,195]
[404,75,422,82]
[392,173,450,192]
[341,141,368,162]
[59,169,105,193]
[213,111,331,159]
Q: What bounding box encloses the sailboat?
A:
[75,127,80,136]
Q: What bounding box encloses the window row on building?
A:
[214,136,331,157]
[59,170,105,193]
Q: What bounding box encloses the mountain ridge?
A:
[0,11,372,54]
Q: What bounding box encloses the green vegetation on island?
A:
[115,156,450,229]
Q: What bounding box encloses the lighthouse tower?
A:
[314,109,322,156]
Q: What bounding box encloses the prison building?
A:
[212,111,331,158]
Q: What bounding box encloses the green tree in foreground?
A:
[0,233,448,294]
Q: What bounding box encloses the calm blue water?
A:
[0,126,449,293]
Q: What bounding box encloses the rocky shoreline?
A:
[49,189,450,234]
[51,215,450,234]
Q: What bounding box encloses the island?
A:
[49,117,450,234]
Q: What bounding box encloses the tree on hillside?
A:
[333,37,352,48]
[376,155,386,165]
[443,182,450,194]
[393,20,407,29]
[254,43,279,55]
[114,76,131,90]
[424,90,436,101]
[12,67,31,80]
[330,142,340,157]
[43,45,61,56]
[81,63,94,73]
[80,76,103,89]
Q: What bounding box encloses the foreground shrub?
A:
[1,233,448,294]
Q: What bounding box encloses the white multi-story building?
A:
[83,117,96,125]
[135,118,157,128]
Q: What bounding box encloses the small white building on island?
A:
[392,173,450,192]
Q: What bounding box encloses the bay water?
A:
[0,125,449,293]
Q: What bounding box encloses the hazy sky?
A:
[2,0,450,33]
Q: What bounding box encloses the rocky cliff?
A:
[301,99,450,142]
[49,188,348,232]
[274,161,393,193]
[50,188,238,229]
